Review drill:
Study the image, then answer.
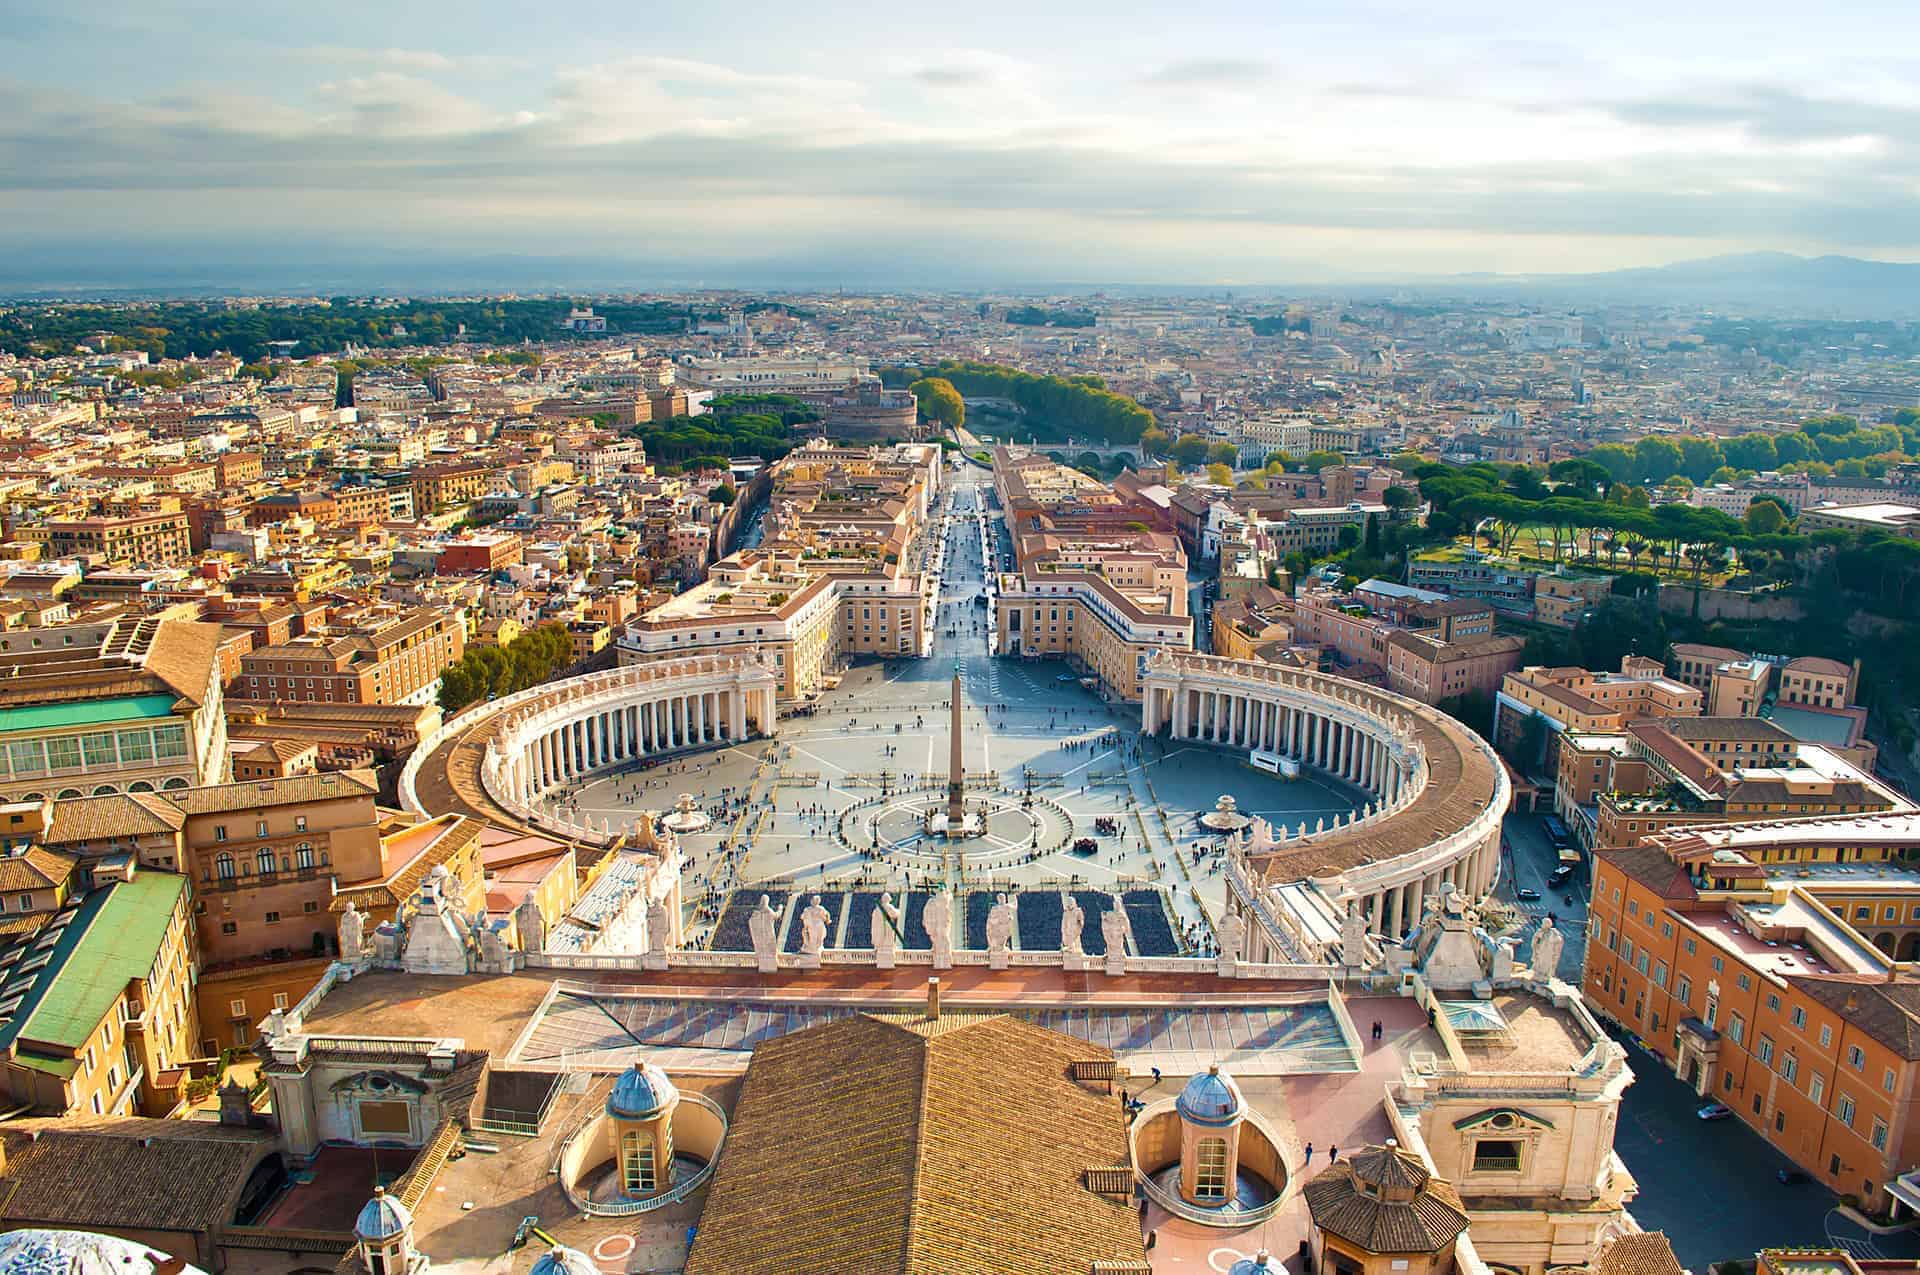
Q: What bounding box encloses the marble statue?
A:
[986,894,1015,953]
[1340,896,1367,967]
[1218,908,1246,966]
[925,889,954,969]
[1061,894,1086,956]
[474,918,514,973]
[1100,892,1131,975]
[870,892,899,968]
[1531,916,1565,983]
[337,901,366,961]
[799,894,831,964]
[514,891,546,955]
[646,896,673,957]
[749,894,779,971]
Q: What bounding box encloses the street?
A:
[1494,810,1588,983]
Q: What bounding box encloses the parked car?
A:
[1516,887,1542,901]
[1549,865,1575,886]
[1697,1102,1733,1121]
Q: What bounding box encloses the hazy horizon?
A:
[6,0,1920,288]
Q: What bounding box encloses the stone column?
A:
[1388,883,1405,938]
[1406,875,1425,929]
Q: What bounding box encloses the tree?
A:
[908,376,965,431]
[1744,499,1789,535]
[1139,427,1171,458]
[1677,436,1725,482]
[1206,462,1234,486]
[1205,442,1240,467]
[1381,485,1417,519]
[1362,514,1381,558]
[1338,524,1362,551]
[709,484,737,505]
[1722,433,1777,471]
[1171,435,1211,467]
[1633,436,1684,483]
[1302,449,1346,471]
[1587,444,1635,484]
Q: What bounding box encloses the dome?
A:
[606,1061,678,1119]
[354,1187,413,1241]
[0,1230,208,1275]
[529,1247,600,1275]
[1229,1252,1281,1275]
[1176,1063,1244,1127]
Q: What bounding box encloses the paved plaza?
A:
[532,466,1364,950]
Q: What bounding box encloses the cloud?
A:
[3,63,1920,274]
[1143,58,1272,87]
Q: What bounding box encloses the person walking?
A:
[1329,1145,1339,1163]
[1303,1141,1314,1166]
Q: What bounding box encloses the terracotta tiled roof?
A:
[0,1115,277,1234]
[0,847,76,893]
[1788,978,1920,1061]
[1302,1144,1469,1255]
[1595,1231,1685,1275]
[44,792,186,843]
[684,1012,1143,1275]
[1596,846,1699,902]
[158,768,378,816]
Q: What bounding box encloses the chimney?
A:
[926,977,941,1021]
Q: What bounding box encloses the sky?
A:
[4,0,1920,287]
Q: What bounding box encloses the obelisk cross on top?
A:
[947,671,965,824]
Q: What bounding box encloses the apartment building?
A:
[1494,657,1702,770]
[0,616,229,803]
[0,863,197,1118]
[1587,719,1904,853]
[1586,816,1920,1210]
[44,510,192,566]
[235,606,465,707]
[1669,645,1874,770]
[993,570,1194,701]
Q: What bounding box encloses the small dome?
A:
[530,1246,600,1275]
[1229,1252,1281,1275]
[354,1187,412,1241]
[1177,1063,1244,1127]
[0,1230,209,1275]
[606,1061,678,1119]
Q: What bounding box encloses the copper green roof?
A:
[0,693,178,737]
[0,870,185,1065]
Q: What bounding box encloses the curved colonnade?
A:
[479,657,779,837]
[1142,652,1508,958]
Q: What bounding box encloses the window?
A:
[1768,994,1781,1012]
[1784,1054,1800,1084]
[1677,976,1692,1006]
[1654,961,1669,988]
[622,1130,656,1194]
[256,820,268,838]
[1850,1046,1867,1071]
[1729,1015,1746,1045]
[220,919,237,935]
[1838,1094,1856,1127]
[295,843,315,869]
[1473,1140,1524,1173]
[214,825,227,842]
[1821,1025,1834,1048]
[1791,1006,1808,1029]
[215,852,235,880]
[1885,1068,1897,1094]
[1711,956,1725,973]
[256,848,274,875]
[1810,1074,1825,1104]
[1737,973,1751,991]
[1685,937,1698,955]
[1873,1119,1889,1152]
[264,911,280,924]
[1195,1137,1230,1200]
[229,998,247,1016]
[1758,1036,1775,1066]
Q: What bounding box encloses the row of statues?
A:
[742,887,1157,963]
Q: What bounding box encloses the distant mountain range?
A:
[1374,252,1920,317]
[1,245,1916,316]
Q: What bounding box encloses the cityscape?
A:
[7,5,1920,1275]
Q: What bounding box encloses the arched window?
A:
[1195,1136,1229,1201]
[92,784,117,796]
[161,776,189,790]
[621,1128,656,1194]
[256,848,276,875]
[57,788,81,800]
[295,843,315,869]
[128,780,154,793]
[215,852,236,880]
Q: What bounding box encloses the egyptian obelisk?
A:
[946,672,965,827]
